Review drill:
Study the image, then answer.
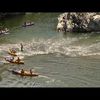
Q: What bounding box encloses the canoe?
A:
[8,51,17,56]
[22,22,34,27]
[11,69,39,76]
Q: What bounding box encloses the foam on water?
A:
[0,34,100,58]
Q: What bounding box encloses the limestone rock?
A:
[57,12,100,32]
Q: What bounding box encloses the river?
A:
[0,13,100,87]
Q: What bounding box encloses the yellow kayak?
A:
[8,51,17,56]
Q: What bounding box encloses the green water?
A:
[0,13,100,87]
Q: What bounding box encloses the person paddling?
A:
[15,57,21,63]
[9,48,16,54]
[20,43,23,52]
[21,69,24,74]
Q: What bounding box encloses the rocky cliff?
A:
[57,12,100,33]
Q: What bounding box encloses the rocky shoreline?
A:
[57,12,100,33]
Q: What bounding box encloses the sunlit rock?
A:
[57,12,100,33]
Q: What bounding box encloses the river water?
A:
[0,13,100,87]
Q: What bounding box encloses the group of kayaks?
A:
[1,21,37,77]
[6,49,24,64]
[5,48,39,77]
[0,21,34,35]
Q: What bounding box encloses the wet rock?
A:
[57,12,100,33]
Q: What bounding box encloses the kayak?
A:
[5,59,24,64]
[22,22,34,27]
[8,51,17,56]
[2,61,10,64]
[11,69,39,76]
[10,61,24,64]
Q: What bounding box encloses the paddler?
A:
[9,48,16,53]
[20,43,23,52]
[21,69,24,74]
[15,57,21,63]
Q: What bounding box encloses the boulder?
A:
[57,12,100,33]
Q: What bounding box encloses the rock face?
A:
[57,12,100,32]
